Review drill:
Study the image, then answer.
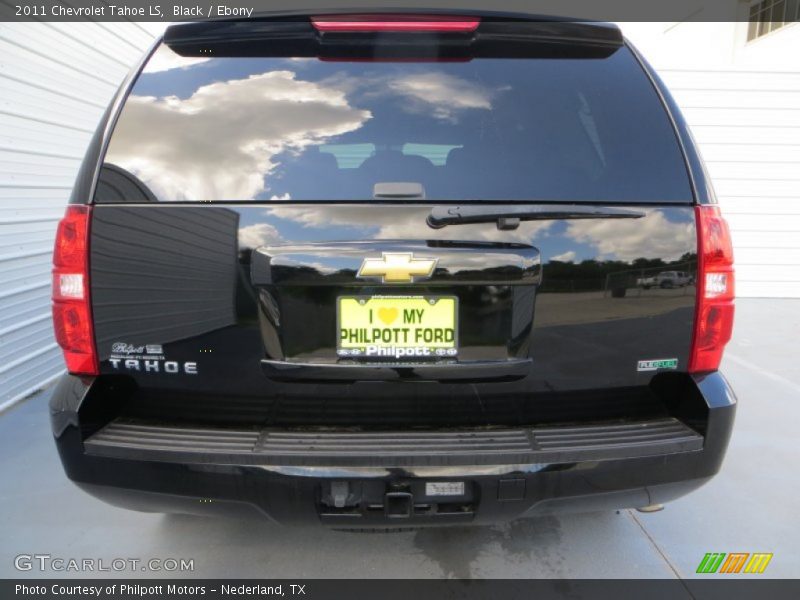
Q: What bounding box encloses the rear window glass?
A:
[96,44,692,203]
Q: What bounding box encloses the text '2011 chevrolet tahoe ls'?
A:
[50,13,736,527]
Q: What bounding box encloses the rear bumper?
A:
[50,372,736,527]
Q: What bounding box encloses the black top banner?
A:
[0,0,795,22]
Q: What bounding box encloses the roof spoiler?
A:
[164,13,622,60]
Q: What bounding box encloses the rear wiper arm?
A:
[427,204,645,230]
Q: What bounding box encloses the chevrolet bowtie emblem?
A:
[357,252,438,284]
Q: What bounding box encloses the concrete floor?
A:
[1,298,798,579]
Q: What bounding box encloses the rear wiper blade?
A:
[427,204,645,230]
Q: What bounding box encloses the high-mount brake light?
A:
[311,15,481,33]
[52,205,99,376]
[689,205,735,373]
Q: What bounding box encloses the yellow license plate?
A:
[337,295,458,359]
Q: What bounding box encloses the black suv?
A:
[50,12,736,527]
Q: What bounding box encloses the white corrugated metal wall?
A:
[0,23,798,408]
[661,68,800,298]
[0,23,159,409]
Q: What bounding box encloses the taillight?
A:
[52,205,98,376]
[689,205,735,373]
[311,15,481,33]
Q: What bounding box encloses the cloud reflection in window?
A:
[105,70,372,201]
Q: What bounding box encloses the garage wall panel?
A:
[0,23,157,409]
[661,68,800,299]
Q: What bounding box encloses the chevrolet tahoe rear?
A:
[49,12,736,527]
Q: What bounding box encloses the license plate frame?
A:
[337,295,458,359]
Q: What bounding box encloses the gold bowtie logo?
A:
[357,252,437,284]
